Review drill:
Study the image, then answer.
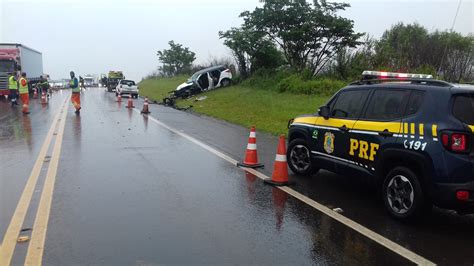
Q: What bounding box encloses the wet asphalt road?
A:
[0,88,472,265]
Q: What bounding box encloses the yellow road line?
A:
[137,109,435,265]
[0,98,67,266]
[24,100,69,266]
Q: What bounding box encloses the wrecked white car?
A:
[171,65,232,99]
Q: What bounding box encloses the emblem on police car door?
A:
[324,132,335,154]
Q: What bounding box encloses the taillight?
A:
[456,190,470,201]
[451,134,467,152]
[442,134,449,146]
[440,132,469,153]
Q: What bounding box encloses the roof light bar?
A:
[362,70,433,79]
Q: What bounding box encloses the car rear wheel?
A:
[287,139,317,175]
[382,167,431,221]
[221,79,231,87]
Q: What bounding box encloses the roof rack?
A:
[350,78,452,87]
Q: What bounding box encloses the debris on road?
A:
[195,96,207,102]
[17,236,30,243]
[332,208,344,213]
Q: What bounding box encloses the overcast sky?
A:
[0,0,472,81]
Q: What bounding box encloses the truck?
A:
[106,71,124,92]
[0,43,43,96]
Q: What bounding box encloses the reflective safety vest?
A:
[70,77,80,93]
[19,77,29,94]
[9,75,17,90]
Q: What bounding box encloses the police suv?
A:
[287,71,474,221]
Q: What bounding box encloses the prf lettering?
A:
[349,139,379,161]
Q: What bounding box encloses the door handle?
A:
[339,125,349,132]
[379,130,393,137]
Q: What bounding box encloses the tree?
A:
[375,23,474,82]
[157,41,196,76]
[242,0,363,76]
[219,27,284,78]
[329,35,377,80]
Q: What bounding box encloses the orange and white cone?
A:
[33,88,38,99]
[41,91,48,104]
[117,94,122,103]
[126,96,134,108]
[237,126,264,168]
[141,97,151,114]
[264,135,293,186]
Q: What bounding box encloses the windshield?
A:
[453,94,474,125]
[189,72,201,82]
[0,60,15,73]
[121,80,135,86]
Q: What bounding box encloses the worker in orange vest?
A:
[18,72,30,114]
[69,71,81,113]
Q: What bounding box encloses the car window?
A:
[405,90,425,116]
[331,90,369,119]
[363,89,410,120]
[453,94,474,125]
[121,80,135,86]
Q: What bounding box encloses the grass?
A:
[138,75,187,100]
[139,76,328,135]
[186,86,328,135]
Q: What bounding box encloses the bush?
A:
[240,68,292,91]
[277,74,346,96]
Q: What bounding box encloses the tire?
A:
[221,79,231,87]
[287,138,318,175]
[163,97,174,106]
[382,167,431,221]
[181,89,191,99]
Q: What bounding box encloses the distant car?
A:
[173,65,232,99]
[116,79,139,98]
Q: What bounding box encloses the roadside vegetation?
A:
[140,0,473,134]
[139,75,187,100]
[139,71,332,135]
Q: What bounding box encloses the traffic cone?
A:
[117,94,122,103]
[264,135,293,186]
[126,96,134,108]
[141,97,151,114]
[33,88,38,99]
[41,91,48,104]
[237,126,264,168]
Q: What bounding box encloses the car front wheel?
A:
[287,139,317,175]
[382,167,431,221]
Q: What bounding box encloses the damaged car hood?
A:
[176,81,193,91]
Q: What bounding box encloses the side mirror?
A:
[318,106,330,120]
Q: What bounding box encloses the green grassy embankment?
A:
[139,75,188,100]
[139,75,331,136]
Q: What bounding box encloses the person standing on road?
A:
[19,72,30,114]
[39,75,50,97]
[8,72,19,106]
[70,71,81,114]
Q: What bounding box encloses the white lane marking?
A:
[137,110,435,265]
